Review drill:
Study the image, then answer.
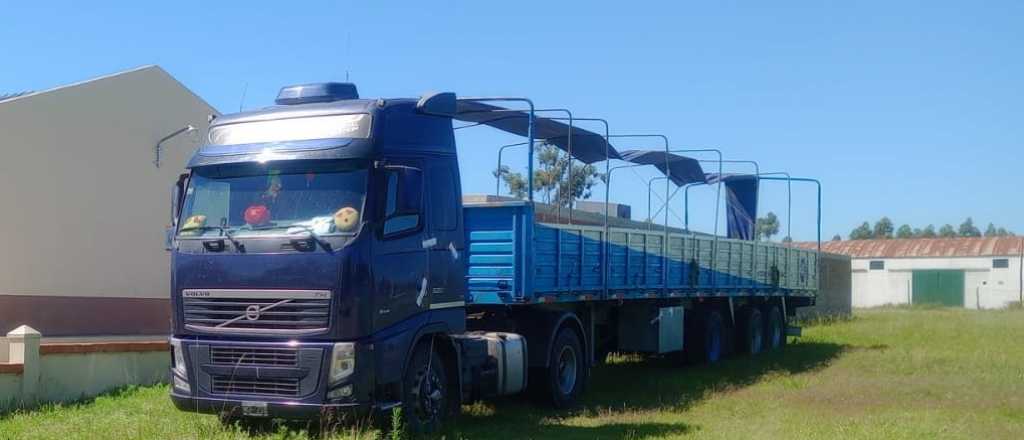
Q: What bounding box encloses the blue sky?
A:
[2,1,1021,241]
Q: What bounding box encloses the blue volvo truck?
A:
[167,82,818,433]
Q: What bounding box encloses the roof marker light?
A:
[275,82,359,105]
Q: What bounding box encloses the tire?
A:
[401,341,449,434]
[763,304,786,351]
[738,307,765,356]
[686,308,725,364]
[542,328,588,408]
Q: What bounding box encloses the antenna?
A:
[345,32,352,82]
[238,82,249,112]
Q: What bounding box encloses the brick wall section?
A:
[0,296,169,337]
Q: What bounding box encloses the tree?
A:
[493,165,527,199]
[494,143,603,207]
[921,224,937,238]
[832,234,842,241]
[959,217,981,237]
[873,217,894,239]
[781,236,793,243]
[939,224,957,237]
[997,227,1015,237]
[912,228,923,238]
[756,212,780,241]
[896,224,914,239]
[984,223,999,237]
[850,222,872,240]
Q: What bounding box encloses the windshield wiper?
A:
[251,224,333,252]
[180,226,245,252]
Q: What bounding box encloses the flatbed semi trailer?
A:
[166,82,818,433]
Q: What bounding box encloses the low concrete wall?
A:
[0,327,168,412]
[38,348,168,404]
[0,370,21,407]
[798,252,852,320]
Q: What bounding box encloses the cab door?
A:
[372,161,429,330]
[423,159,466,310]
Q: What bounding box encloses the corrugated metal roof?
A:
[794,237,1024,258]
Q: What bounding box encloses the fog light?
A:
[329,343,355,384]
[173,375,191,394]
[170,338,187,376]
[328,384,353,400]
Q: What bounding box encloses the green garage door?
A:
[912,270,964,307]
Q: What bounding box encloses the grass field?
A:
[1,307,1022,439]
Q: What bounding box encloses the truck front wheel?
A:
[542,328,587,408]
[402,341,448,434]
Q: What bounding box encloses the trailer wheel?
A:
[401,341,448,434]
[686,309,725,364]
[763,304,786,351]
[738,307,765,355]
[542,328,587,408]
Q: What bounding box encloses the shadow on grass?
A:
[445,340,847,440]
[242,341,847,439]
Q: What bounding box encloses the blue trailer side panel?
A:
[465,202,818,305]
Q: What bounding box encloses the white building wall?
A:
[0,66,216,300]
[851,256,1022,309]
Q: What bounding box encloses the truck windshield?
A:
[178,159,368,238]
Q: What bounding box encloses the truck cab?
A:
[169,83,470,426]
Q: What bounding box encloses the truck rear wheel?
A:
[763,304,786,351]
[686,308,725,364]
[738,307,765,355]
[402,341,448,434]
[542,328,587,408]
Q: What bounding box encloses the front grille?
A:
[210,346,298,366]
[182,289,331,335]
[211,376,299,397]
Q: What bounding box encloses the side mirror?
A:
[167,173,189,251]
[171,173,188,226]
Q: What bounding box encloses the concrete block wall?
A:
[0,326,168,412]
[797,252,853,320]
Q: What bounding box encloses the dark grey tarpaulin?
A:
[454,100,620,164]
[617,150,707,186]
[704,172,752,184]
[701,173,759,241]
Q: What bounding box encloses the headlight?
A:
[329,342,355,384]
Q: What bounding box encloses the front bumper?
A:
[169,337,374,419]
[170,390,371,419]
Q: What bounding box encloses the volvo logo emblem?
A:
[244,305,261,321]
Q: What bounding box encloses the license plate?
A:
[241,401,268,417]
